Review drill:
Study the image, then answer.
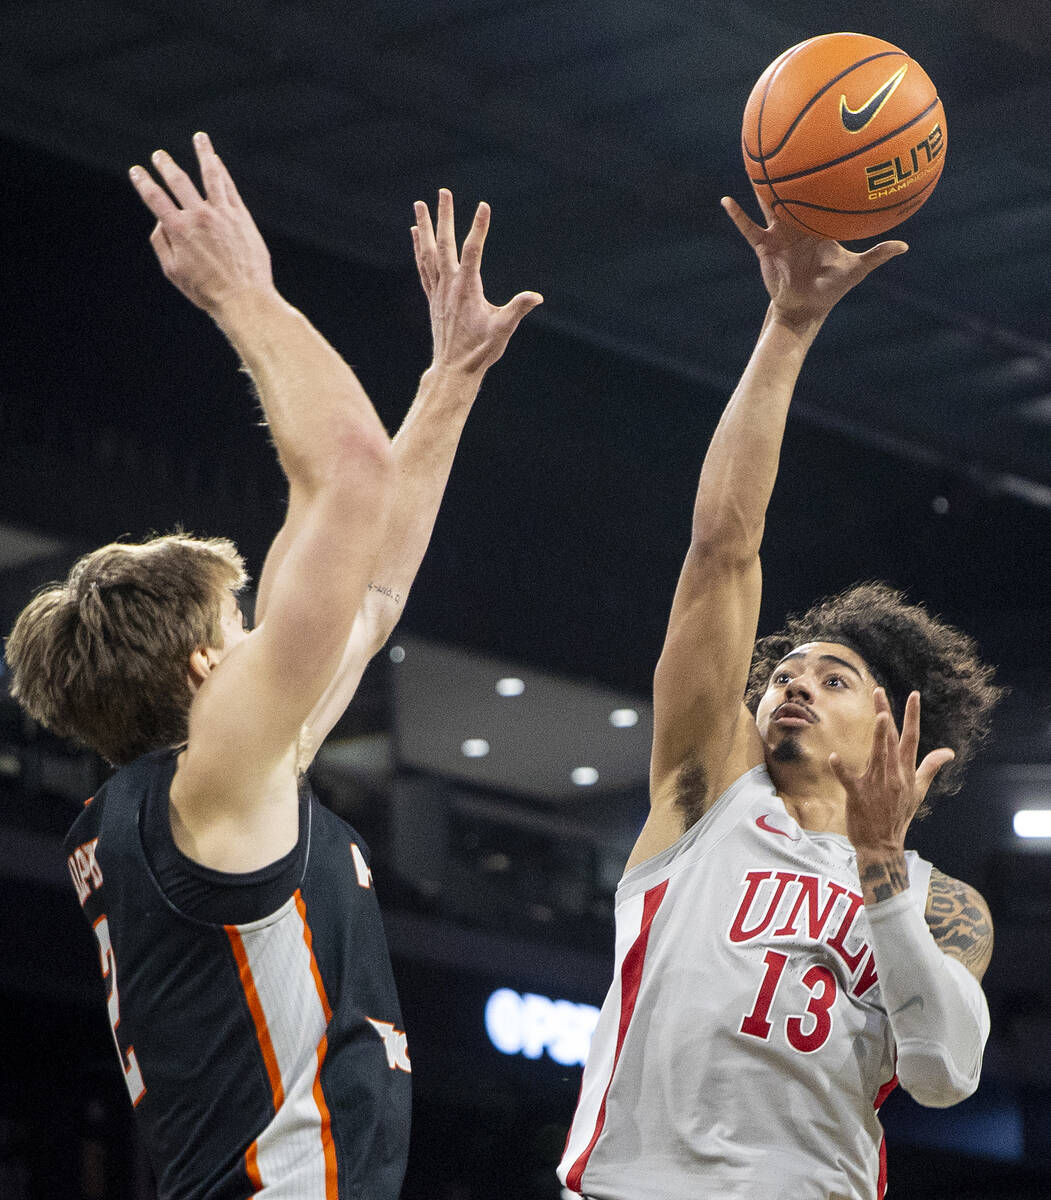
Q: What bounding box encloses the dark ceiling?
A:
[2,0,1049,686]
[2,0,1051,1190]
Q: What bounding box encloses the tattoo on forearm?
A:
[859,855,909,904]
[368,582,402,604]
[925,868,994,978]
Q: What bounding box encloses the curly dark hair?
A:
[744,582,1005,805]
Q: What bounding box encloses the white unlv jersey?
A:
[559,764,932,1200]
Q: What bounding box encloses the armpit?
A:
[674,753,709,833]
[925,867,995,981]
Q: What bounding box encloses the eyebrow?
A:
[773,652,866,681]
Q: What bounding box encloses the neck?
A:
[767,759,849,834]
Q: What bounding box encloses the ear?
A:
[187,647,217,689]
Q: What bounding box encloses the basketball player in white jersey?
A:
[560,198,1002,1200]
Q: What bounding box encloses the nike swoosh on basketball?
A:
[756,814,800,841]
[839,64,908,133]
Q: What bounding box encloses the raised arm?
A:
[629,200,907,870]
[265,190,542,766]
[129,134,394,865]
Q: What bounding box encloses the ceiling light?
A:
[572,766,599,786]
[496,677,525,696]
[461,738,490,758]
[1013,810,1051,839]
[610,708,639,728]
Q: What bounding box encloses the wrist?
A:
[766,303,828,342]
[855,845,909,905]
[209,285,286,333]
[422,358,488,388]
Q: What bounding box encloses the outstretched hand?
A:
[830,688,955,855]
[129,132,273,314]
[413,190,542,376]
[721,195,907,328]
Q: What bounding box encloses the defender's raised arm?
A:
[130,134,394,868]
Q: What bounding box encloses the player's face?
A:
[755,641,882,778]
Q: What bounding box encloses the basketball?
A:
[742,32,946,241]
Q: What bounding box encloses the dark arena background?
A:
[1,2,1050,1197]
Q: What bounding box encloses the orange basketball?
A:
[742,32,946,241]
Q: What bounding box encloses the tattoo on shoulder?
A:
[926,868,994,979]
[675,754,708,833]
[368,582,402,604]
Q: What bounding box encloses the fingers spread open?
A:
[414,200,436,255]
[858,239,908,276]
[917,747,955,797]
[413,201,438,293]
[755,194,777,228]
[720,196,765,249]
[868,709,892,782]
[897,690,922,768]
[459,202,491,273]
[497,290,543,335]
[435,188,458,276]
[149,149,203,210]
[129,166,181,222]
[193,132,226,206]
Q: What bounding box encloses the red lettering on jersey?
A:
[772,873,852,939]
[850,949,880,999]
[729,870,797,943]
[68,838,103,907]
[826,890,867,972]
[728,869,885,1001]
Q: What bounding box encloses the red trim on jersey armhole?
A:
[225,926,285,1111]
[873,1073,898,1200]
[294,889,339,1200]
[565,878,669,1193]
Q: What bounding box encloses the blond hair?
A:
[6,533,247,765]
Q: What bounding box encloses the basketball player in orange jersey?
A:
[6,133,540,1199]
[560,198,1002,1200]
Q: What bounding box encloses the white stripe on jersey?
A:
[234,893,332,1196]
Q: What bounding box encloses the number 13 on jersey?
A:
[740,949,838,1053]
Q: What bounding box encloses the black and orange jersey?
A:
[64,748,410,1200]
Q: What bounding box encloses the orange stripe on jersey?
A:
[225,926,285,1111]
[295,890,333,1021]
[244,1138,263,1192]
[294,889,338,1198]
[312,1031,338,1197]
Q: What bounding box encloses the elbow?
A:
[685,529,760,574]
[897,1044,982,1108]
[336,419,394,476]
[323,423,394,494]
[690,505,764,566]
